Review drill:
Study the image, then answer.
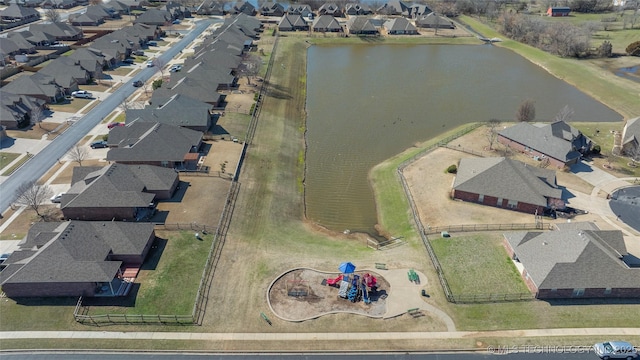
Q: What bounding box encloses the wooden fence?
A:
[425,222,547,235]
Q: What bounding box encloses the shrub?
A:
[152,79,163,90]
[592,144,601,155]
[446,164,457,174]
[626,41,640,56]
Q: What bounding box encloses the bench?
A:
[407,308,423,318]
[375,263,387,270]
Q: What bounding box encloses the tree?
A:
[30,106,44,128]
[627,144,640,166]
[153,58,167,78]
[485,118,502,150]
[152,78,163,90]
[44,8,61,23]
[68,144,89,166]
[516,99,536,122]
[238,54,262,85]
[15,181,53,219]
[554,105,574,122]
[626,40,640,56]
[119,96,133,112]
[597,40,613,58]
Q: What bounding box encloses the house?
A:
[260,2,285,17]
[312,15,343,32]
[218,13,263,38]
[165,1,191,19]
[383,17,418,35]
[134,9,172,26]
[0,91,46,129]
[547,6,571,16]
[196,0,224,16]
[61,163,179,221]
[0,38,21,60]
[1,74,65,103]
[0,221,155,298]
[8,30,56,48]
[40,0,77,9]
[452,157,564,214]
[85,4,121,20]
[154,75,227,106]
[232,1,257,16]
[38,57,91,91]
[122,23,163,41]
[347,16,378,35]
[30,23,83,41]
[0,4,40,28]
[68,47,108,76]
[106,122,203,169]
[503,222,640,299]
[621,117,640,158]
[278,14,309,32]
[69,12,105,26]
[408,4,431,18]
[127,93,214,132]
[416,12,455,29]
[376,0,411,16]
[345,3,372,16]
[318,3,344,17]
[287,4,313,18]
[6,0,41,7]
[497,121,592,168]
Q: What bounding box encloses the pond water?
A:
[305,44,622,235]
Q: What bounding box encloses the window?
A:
[507,199,518,208]
[497,197,503,206]
[572,288,585,297]
[550,288,557,292]
[604,288,612,295]
[478,194,484,203]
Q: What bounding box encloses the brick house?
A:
[503,222,640,299]
[0,221,155,298]
[452,157,564,215]
[498,121,592,168]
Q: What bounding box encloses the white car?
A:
[594,341,638,359]
[146,60,154,68]
[71,90,92,99]
[50,193,63,203]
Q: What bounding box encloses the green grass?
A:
[573,122,640,177]
[87,231,213,316]
[430,234,529,295]
[213,111,251,142]
[1,155,29,176]
[133,55,149,63]
[60,50,74,56]
[0,152,21,171]
[48,98,93,113]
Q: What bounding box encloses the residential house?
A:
[547,6,571,16]
[0,38,21,60]
[30,23,83,41]
[196,0,224,16]
[127,93,214,132]
[115,0,144,11]
[61,163,179,221]
[165,1,191,19]
[376,0,411,16]
[68,47,108,76]
[2,74,65,103]
[38,56,90,91]
[498,121,592,168]
[621,117,640,158]
[232,1,257,16]
[318,3,344,17]
[383,17,418,34]
[345,3,372,16]
[503,222,640,299]
[260,2,285,17]
[0,91,46,129]
[107,122,203,169]
[287,4,313,18]
[155,74,227,106]
[134,9,172,26]
[219,13,263,38]
[40,0,77,9]
[85,4,121,20]
[69,12,105,26]
[0,4,40,29]
[416,12,455,29]
[187,46,242,71]
[123,23,163,41]
[278,14,309,32]
[8,30,55,47]
[408,3,431,18]
[0,221,155,298]
[6,0,41,7]
[347,16,378,35]
[92,35,132,60]
[109,0,133,15]
[452,157,564,214]
[312,15,342,32]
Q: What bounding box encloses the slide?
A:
[362,285,370,304]
[338,280,349,298]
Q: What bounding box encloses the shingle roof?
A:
[0,221,154,285]
[623,117,640,147]
[2,74,61,99]
[127,93,212,128]
[505,227,640,290]
[29,23,82,39]
[416,13,455,28]
[106,122,202,163]
[133,9,171,25]
[312,15,342,31]
[278,14,308,30]
[383,17,417,32]
[453,157,562,207]
[347,16,377,33]
[0,4,40,18]
[38,57,87,88]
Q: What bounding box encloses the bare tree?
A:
[30,106,44,128]
[516,99,536,122]
[238,54,262,85]
[119,96,133,113]
[485,119,502,150]
[554,105,574,123]
[15,181,53,219]
[627,144,640,166]
[153,57,167,78]
[68,144,89,166]
[44,8,61,23]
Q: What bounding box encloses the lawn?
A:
[211,111,251,142]
[572,122,640,177]
[1,155,29,176]
[84,231,213,316]
[0,152,21,171]
[48,98,93,113]
[5,122,64,140]
[104,67,136,76]
[430,234,530,295]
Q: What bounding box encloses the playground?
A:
[268,267,390,321]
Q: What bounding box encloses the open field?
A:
[430,233,530,295]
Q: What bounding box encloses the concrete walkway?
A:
[1,327,639,341]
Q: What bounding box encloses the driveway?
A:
[570,161,617,189]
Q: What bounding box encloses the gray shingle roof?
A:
[2,74,62,100]
[505,228,640,290]
[0,4,40,18]
[0,221,154,285]
[106,122,202,163]
[312,15,342,31]
[416,13,455,28]
[498,121,590,163]
[133,9,171,25]
[383,17,417,32]
[278,14,308,31]
[347,16,377,33]
[29,23,82,40]
[38,57,89,88]
[453,157,562,207]
[622,117,640,147]
[127,93,211,129]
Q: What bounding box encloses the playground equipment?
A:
[362,284,371,304]
[362,273,377,288]
[286,279,309,297]
[338,280,350,298]
[326,274,343,287]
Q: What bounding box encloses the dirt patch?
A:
[269,268,389,321]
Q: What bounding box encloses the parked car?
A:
[0,253,9,265]
[169,64,182,72]
[172,19,180,24]
[107,122,125,129]
[593,341,638,359]
[146,60,154,67]
[133,50,144,56]
[90,140,108,149]
[147,41,157,46]
[50,193,63,203]
[133,80,144,87]
[122,58,135,64]
[71,90,93,99]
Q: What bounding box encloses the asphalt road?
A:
[0,19,215,214]
[0,351,605,360]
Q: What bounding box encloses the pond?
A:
[305,44,622,236]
